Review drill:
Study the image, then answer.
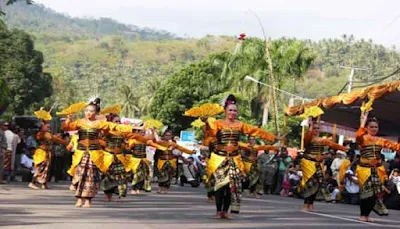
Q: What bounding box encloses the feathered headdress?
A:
[87,95,100,105]
[87,95,101,113]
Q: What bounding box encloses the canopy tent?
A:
[319,122,357,138]
[285,80,400,136]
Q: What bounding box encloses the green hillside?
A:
[2,2,177,41]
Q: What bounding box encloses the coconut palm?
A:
[214,38,315,132]
[138,75,164,115]
[119,85,140,118]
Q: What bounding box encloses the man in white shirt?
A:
[20,147,35,182]
[3,123,20,180]
[344,169,359,204]
[331,150,346,180]
[20,152,34,173]
[0,122,7,183]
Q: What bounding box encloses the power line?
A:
[336,67,400,94]
[244,75,312,101]
[338,66,370,93]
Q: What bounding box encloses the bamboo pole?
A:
[301,125,305,151]
[332,123,337,142]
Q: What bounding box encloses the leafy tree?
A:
[150,54,230,132]
[0,21,52,117]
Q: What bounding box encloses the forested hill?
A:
[2,2,178,41]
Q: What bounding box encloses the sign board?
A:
[180,131,195,142]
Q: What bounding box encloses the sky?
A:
[34,0,400,47]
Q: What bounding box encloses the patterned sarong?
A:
[72,152,101,198]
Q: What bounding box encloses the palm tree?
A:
[214,38,314,132]
[138,75,164,115]
[119,85,140,118]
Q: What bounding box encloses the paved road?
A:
[1,182,400,229]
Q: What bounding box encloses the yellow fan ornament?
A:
[191,117,216,128]
[56,102,87,116]
[191,119,205,128]
[34,109,52,121]
[184,103,224,118]
[299,106,324,119]
[99,105,121,115]
[144,119,164,129]
[360,98,374,113]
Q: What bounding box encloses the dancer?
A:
[355,113,400,222]
[29,110,67,190]
[128,128,166,194]
[300,117,348,212]
[204,94,280,219]
[62,98,140,208]
[66,132,79,191]
[239,136,277,198]
[201,130,217,203]
[101,113,133,201]
[156,129,194,194]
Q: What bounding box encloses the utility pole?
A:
[339,66,370,93]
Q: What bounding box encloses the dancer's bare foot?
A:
[69,185,76,191]
[157,188,162,194]
[136,190,141,195]
[41,184,50,189]
[130,190,138,195]
[301,204,309,212]
[82,199,91,208]
[255,193,260,199]
[104,194,112,202]
[207,197,213,203]
[308,204,315,212]
[28,183,39,190]
[215,212,222,219]
[75,198,83,207]
[221,212,232,219]
[359,216,368,222]
[366,217,373,222]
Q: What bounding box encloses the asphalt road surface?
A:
[1,182,400,229]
